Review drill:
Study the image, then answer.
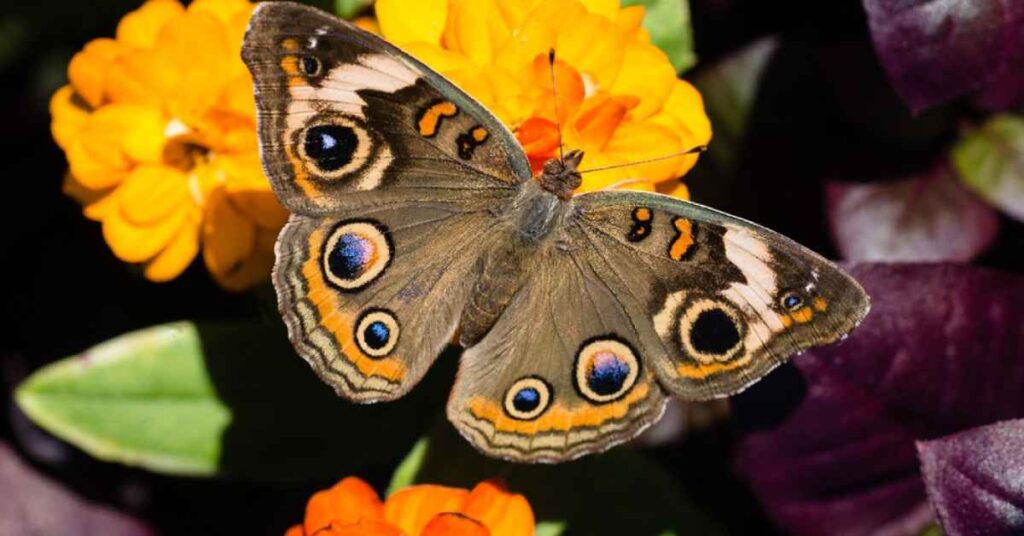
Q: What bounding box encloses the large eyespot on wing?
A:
[273,204,501,402]
[570,191,870,401]
[241,1,531,215]
[447,250,667,463]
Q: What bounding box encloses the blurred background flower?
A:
[51,0,287,290]
[285,477,533,536]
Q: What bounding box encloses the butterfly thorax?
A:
[537,149,584,201]
[459,182,566,346]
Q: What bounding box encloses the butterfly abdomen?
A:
[459,184,564,346]
[458,240,530,347]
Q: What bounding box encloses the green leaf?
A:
[386,437,429,495]
[952,114,1024,222]
[16,321,451,481]
[335,0,372,19]
[622,0,696,73]
[16,322,230,475]
[692,37,779,178]
[390,423,724,536]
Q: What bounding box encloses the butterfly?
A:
[242,1,870,463]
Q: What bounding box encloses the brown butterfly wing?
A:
[242,1,531,215]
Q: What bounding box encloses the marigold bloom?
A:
[50,0,287,290]
[375,0,712,197]
[285,477,534,536]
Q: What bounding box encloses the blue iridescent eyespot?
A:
[512,387,540,412]
[329,233,373,280]
[364,321,390,350]
[574,336,640,403]
[322,220,392,292]
[503,377,551,420]
[781,292,804,311]
[355,309,400,358]
[587,353,632,396]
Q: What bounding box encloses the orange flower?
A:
[286,477,534,536]
[50,0,287,290]
[375,0,712,197]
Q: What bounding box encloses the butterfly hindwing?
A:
[274,201,506,402]
[448,243,668,463]
[242,1,531,215]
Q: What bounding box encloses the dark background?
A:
[2,0,1021,534]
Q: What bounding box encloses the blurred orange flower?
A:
[375,0,712,197]
[285,477,534,536]
[50,0,287,290]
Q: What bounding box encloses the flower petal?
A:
[115,0,184,49]
[102,195,190,263]
[315,521,403,536]
[555,13,626,92]
[67,38,121,109]
[284,524,304,536]
[49,85,90,150]
[118,165,190,225]
[495,0,586,72]
[304,477,385,535]
[655,179,690,200]
[574,94,636,150]
[442,0,511,65]
[402,42,477,76]
[653,79,712,148]
[144,204,201,282]
[609,41,676,119]
[614,5,645,35]
[383,485,469,536]
[516,116,560,171]
[577,0,619,19]
[139,8,230,123]
[219,153,289,230]
[201,188,256,279]
[377,0,448,45]
[460,481,534,536]
[88,103,164,166]
[421,513,491,536]
[597,119,691,184]
[62,173,117,221]
[66,139,128,190]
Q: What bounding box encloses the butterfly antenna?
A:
[577,144,709,174]
[548,48,565,161]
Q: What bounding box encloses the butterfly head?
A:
[538,149,584,201]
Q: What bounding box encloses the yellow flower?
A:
[285,477,534,536]
[376,0,711,197]
[50,0,287,290]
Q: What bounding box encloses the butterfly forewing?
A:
[242,1,531,215]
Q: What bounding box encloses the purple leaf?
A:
[0,441,153,536]
[917,419,1024,536]
[862,0,1024,113]
[734,263,1024,536]
[733,359,933,536]
[826,162,999,262]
